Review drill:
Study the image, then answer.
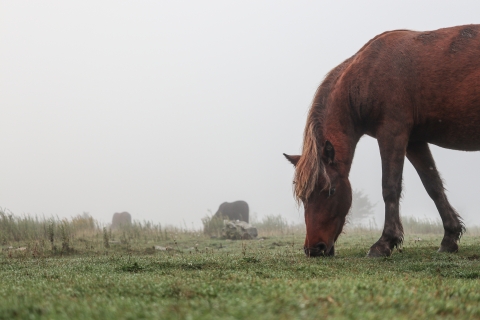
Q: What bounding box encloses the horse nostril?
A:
[315,242,327,251]
[304,242,328,257]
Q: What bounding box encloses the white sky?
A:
[1,1,480,228]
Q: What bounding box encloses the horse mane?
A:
[294,100,328,203]
[294,58,354,203]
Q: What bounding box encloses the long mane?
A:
[294,59,352,203]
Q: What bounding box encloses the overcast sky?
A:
[1,1,480,228]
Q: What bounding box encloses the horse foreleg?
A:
[367,133,408,257]
[406,141,464,253]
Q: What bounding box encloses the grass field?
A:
[1,213,480,319]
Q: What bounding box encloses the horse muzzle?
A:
[304,242,335,257]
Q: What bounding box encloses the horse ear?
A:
[283,153,300,166]
[323,141,335,164]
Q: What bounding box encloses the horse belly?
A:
[415,117,480,151]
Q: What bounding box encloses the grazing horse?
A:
[284,24,480,257]
[214,201,249,223]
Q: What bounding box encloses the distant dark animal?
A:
[214,201,249,223]
[111,212,132,229]
[284,24,480,258]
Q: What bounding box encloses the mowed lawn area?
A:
[1,232,479,320]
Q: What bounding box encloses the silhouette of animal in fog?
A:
[284,24,480,258]
[111,212,132,228]
[213,201,249,223]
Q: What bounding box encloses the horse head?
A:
[284,140,352,257]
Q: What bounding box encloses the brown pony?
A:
[284,24,480,257]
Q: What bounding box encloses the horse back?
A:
[344,24,480,149]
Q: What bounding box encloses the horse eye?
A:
[328,187,336,196]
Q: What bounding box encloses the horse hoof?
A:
[366,246,392,258]
[438,243,458,253]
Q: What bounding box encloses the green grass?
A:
[1,231,479,320]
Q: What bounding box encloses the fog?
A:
[1,1,480,228]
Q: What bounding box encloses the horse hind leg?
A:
[406,141,465,253]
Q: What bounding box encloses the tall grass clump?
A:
[58,220,72,252]
[201,215,224,238]
[402,216,480,236]
[347,216,444,235]
[71,213,96,233]
[1,209,203,255]
[0,209,96,250]
[46,219,56,251]
[253,214,304,237]
[346,215,480,237]
[103,227,110,249]
[345,217,379,233]
[466,225,480,236]
[0,210,49,243]
[113,220,176,243]
[402,216,444,234]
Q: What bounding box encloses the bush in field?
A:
[349,189,376,224]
